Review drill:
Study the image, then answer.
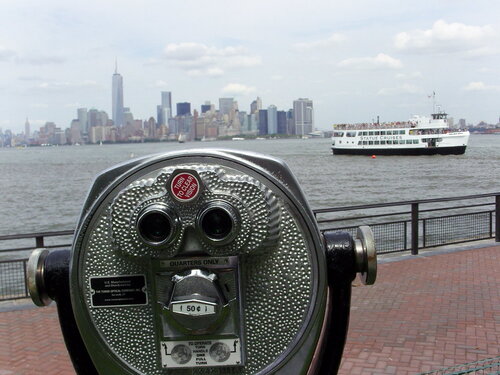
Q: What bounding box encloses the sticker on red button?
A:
[170,173,200,201]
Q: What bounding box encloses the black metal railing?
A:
[314,192,499,255]
[0,193,498,302]
[0,230,74,301]
[0,230,74,254]
[0,258,29,301]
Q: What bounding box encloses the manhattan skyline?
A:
[2,1,500,133]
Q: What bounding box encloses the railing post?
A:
[35,236,44,248]
[404,222,408,250]
[490,211,493,239]
[423,219,426,248]
[22,259,29,298]
[411,203,419,255]
[496,195,500,242]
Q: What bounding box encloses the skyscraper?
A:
[161,91,172,122]
[157,105,164,127]
[287,109,295,135]
[201,104,211,113]
[258,109,268,135]
[267,105,277,134]
[112,61,124,127]
[219,98,234,115]
[77,108,88,134]
[250,97,262,114]
[277,110,287,135]
[293,98,314,136]
[24,118,30,140]
[176,102,191,116]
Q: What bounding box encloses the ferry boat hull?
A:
[332,145,466,156]
[331,112,469,156]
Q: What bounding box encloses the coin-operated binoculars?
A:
[28,149,376,375]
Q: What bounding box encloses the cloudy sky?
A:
[1,0,500,133]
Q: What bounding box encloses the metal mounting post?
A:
[411,203,419,255]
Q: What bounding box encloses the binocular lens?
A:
[200,207,234,241]
[137,207,173,245]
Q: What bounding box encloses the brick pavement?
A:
[339,245,499,374]
[0,245,498,374]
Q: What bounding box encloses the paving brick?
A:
[0,245,498,374]
[339,246,499,374]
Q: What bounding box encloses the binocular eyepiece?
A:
[28,149,376,375]
[137,204,179,245]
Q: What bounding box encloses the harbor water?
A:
[0,134,498,240]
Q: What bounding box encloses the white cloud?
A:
[338,53,402,70]
[396,71,423,80]
[65,102,82,108]
[394,20,497,56]
[18,75,43,81]
[36,80,100,91]
[207,67,224,76]
[163,42,261,73]
[222,83,256,96]
[0,45,66,65]
[477,67,494,73]
[150,80,169,88]
[186,67,225,77]
[164,42,211,61]
[0,46,16,61]
[223,55,262,68]
[462,81,500,92]
[186,69,202,77]
[31,103,49,108]
[17,55,66,65]
[377,84,424,96]
[293,33,346,50]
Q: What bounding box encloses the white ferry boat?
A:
[331,112,469,155]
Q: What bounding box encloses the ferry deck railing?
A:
[1,193,498,301]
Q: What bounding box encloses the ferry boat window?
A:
[387,140,392,144]
[362,131,368,136]
[437,138,443,142]
[368,141,374,145]
[358,141,362,145]
[413,139,419,144]
[346,131,356,137]
[374,131,380,135]
[406,140,412,144]
[399,130,405,135]
[380,131,386,135]
[368,131,374,135]
[380,140,386,145]
[333,132,344,137]
[386,131,392,135]
[374,140,380,145]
